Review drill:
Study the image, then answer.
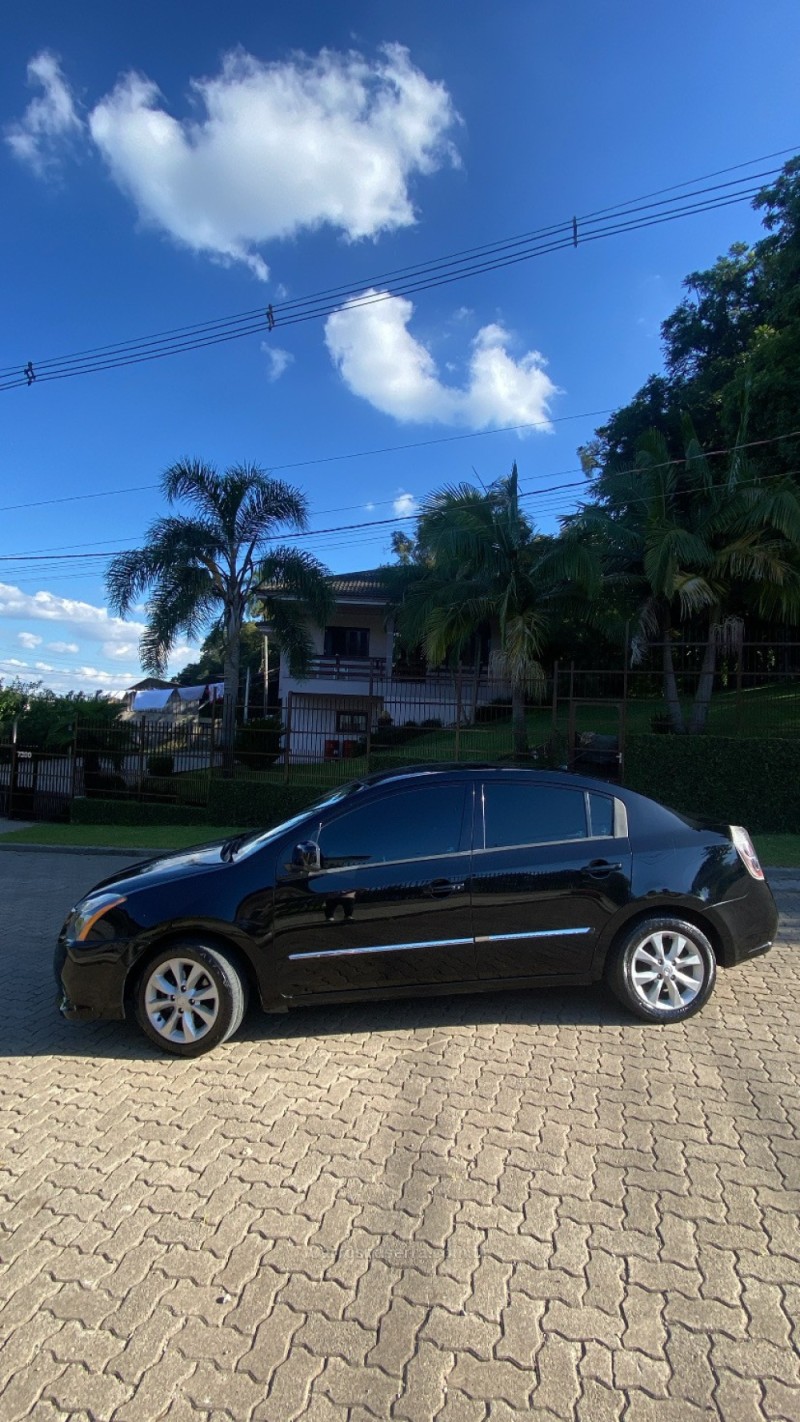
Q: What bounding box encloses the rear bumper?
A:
[711,881,779,967]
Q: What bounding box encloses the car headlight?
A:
[66,893,127,942]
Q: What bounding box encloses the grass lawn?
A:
[0,823,241,851]
[753,835,800,869]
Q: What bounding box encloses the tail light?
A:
[730,826,764,881]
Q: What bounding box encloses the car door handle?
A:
[585,859,622,877]
[424,878,465,898]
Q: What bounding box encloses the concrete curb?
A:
[0,841,159,858]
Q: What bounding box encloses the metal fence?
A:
[2,640,800,820]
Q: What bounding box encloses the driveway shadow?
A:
[1,980,640,1062]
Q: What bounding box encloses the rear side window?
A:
[588,792,615,838]
[317,784,467,867]
[481,783,588,849]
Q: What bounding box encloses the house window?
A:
[336,710,368,734]
[324,627,370,659]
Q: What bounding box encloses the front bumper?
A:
[55,935,128,1023]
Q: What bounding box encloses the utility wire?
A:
[2,146,792,383]
[0,152,789,392]
[0,182,769,390]
[1,429,798,575]
[0,406,613,515]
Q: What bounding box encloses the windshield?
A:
[227,779,365,860]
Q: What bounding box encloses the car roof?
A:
[359,763,631,798]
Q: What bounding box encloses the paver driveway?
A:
[1,847,799,1421]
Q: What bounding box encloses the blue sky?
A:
[2,0,799,693]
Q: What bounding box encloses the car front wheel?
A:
[135,942,247,1057]
[607,917,716,1023]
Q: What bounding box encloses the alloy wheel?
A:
[143,956,220,1045]
[630,930,705,1011]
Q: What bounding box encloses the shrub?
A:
[624,734,800,833]
[84,771,128,799]
[71,798,208,827]
[475,698,512,725]
[420,717,443,729]
[235,716,283,771]
[147,753,174,777]
[207,778,322,828]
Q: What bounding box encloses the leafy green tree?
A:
[570,418,800,732]
[394,464,598,754]
[588,156,800,486]
[107,461,332,758]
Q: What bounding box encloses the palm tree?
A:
[394,464,598,755]
[570,418,800,732]
[107,460,332,759]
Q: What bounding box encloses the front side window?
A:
[481,783,588,849]
[317,784,467,867]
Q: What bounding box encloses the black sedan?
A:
[55,766,778,1056]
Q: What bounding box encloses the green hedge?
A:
[71,798,209,827]
[206,779,322,828]
[625,734,800,833]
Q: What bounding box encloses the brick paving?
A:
[1,848,799,1421]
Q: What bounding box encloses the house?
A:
[261,569,506,762]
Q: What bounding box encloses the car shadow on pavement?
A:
[1,981,643,1061]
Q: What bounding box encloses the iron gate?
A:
[1,746,74,822]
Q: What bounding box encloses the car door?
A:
[470,778,633,979]
[272,781,477,996]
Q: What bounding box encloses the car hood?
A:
[87,839,235,897]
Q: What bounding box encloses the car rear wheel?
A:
[607,917,716,1023]
[135,942,247,1057]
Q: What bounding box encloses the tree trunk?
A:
[511,681,528,757]
[660,607,685,733]
[221,603,242,776]
[688,615,720,734]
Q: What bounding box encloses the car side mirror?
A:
[292,840,322,872]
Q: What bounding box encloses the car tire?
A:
[607,916,716,1023]
[135,941,247,1057]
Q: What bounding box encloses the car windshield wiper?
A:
[219,832,254,863]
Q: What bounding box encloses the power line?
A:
[1,428,798,576]
[0,152,790,393]
[3,146,793,385]
[0,406,614,516]
[0,183,769,391]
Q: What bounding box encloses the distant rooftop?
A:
[258,568,391,606]
[327,570,391,600]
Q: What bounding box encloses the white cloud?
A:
[261,343,294,382]
[325,293,560,430]
[34,660,55,672]
[393,491,419,516]
[5,51,82,175]
[0,582,145,649]
[47,640,79,653]
[83,44,457,278]
[18,631,43,649]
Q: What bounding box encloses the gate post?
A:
[283,692,293,784]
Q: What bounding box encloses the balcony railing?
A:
[307,656,387,680]
[304,657,489,684]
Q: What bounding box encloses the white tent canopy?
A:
[132,689,177,712]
